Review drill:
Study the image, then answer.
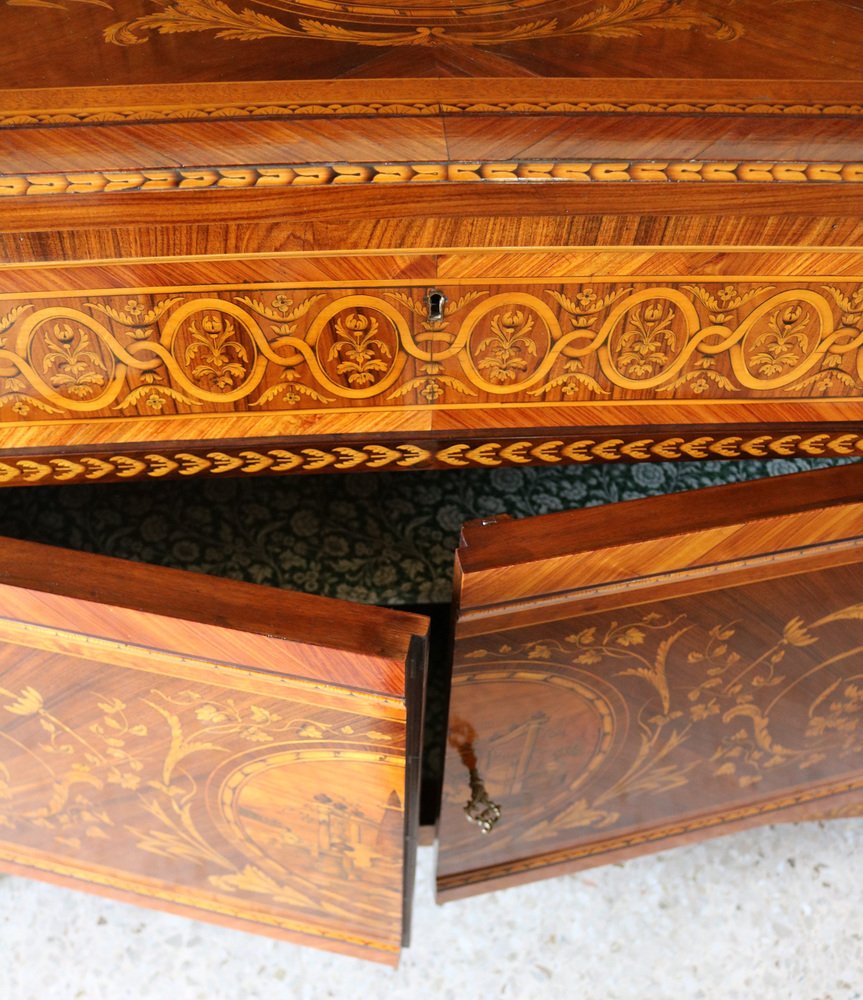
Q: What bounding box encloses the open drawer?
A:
[1,460,863,961]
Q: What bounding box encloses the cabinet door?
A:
[437,463,863,900]
[0,538,426,964]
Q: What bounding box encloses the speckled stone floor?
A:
[1,820,862,1000]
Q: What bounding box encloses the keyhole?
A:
[424,288,447,324]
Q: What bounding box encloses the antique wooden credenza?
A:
[0,0,862,964]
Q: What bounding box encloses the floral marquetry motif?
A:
[0,640,410,957]
[467,299,549,387]
[33,319,113,401]
[437,482,863,898]
[22,0,742,50]
[1,278,862,426]
[174,306,256,394]
[313,302,402,393]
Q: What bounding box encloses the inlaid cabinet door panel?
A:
[437,463,863,900]
[0,538,427,964]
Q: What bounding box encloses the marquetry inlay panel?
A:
[438,555,863,894]
[14,0,743,50]
[2,278,862,425]
[0,618,409,960]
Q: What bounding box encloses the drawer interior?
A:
[0,455,845,825]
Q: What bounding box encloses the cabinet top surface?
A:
[1,0,860,118]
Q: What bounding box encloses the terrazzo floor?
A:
[1,819,861,1000]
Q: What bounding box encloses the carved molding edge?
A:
[3,101,862,129]
[0,103,441,127]
[2,160,861,197]
[0,430,860,485]
[439,101,863,117]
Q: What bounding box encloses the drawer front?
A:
[0,251,862,485]
[0,277,433,428]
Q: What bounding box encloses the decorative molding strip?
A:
[2,160,862,197]
[430,432,863,464]
[439,101,863,116]
[0,103,442,128]
[3,100,862,129]
[0,431,860,485]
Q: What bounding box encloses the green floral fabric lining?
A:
[0,457,848,606]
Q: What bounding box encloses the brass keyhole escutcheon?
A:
[424,288,447,324]
[464,767,502,834]
[450,719,501,834]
